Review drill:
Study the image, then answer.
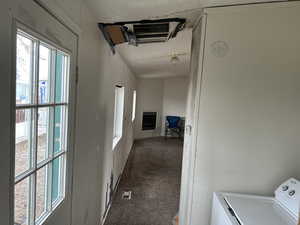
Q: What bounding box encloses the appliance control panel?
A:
[275,178,300,220]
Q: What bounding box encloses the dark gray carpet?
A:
[104,137,183,225]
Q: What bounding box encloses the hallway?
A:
[104,138,183,225]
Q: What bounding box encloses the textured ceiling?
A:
[86,0,202,23]
[86,0,281,23]
[116,29,192,78]
[85,0,283,78]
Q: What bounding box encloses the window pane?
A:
[113,87,124,138]
[39,45,52,104]
[15,109,34,177]
[113,87,119,138]
[15,29,71,225]
[52,156,65,206]
[16,34,34,105]
[36,166,47,221]
[54,106,67,154]
[55,52,68,103]
[15,177,30,225]
[132,90,136,121]
[37,107,52,163]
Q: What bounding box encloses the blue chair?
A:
[165,116,182,139]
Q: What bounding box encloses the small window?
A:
[132,90,136,121]
[14,29,70,225]
[113,85,125,149]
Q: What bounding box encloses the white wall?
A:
[72,4,136,225]
[135,77,189,139]
[161,77,189,135]
[135,78,164,139]
[0,1,136,225]
[187,3,300,225]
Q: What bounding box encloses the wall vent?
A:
[142,112,157,130]
[122,191,132,200]
[133,22,170,44]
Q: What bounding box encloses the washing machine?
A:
[211,178,299,225]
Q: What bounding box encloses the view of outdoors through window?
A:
[15,30,70,225]
[132,90,136,121]
[112,86,125,149]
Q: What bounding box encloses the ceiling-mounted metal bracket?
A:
[98,18,186,54]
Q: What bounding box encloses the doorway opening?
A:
[101,18,192,225]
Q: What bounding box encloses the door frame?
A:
[9,1,79,225]
[179,13,207,225]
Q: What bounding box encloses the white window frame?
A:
[14,28,70,225]
[112,85,125,149]
[132,90,136,122]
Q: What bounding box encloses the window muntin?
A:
[112,86,125,149]
[132,90,136,121]
[14,29,70,225]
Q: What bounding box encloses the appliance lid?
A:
[224,194,297,225]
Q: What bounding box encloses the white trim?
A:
[10,1,79,224]
[34,1,81,35]
[14,27,71,225]
[179,14,207,225]
[100,197,112,225]
[112,136,121,150]
[100,143,135,225]
[17,23,72,56]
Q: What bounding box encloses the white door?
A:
[179,15,207,225]
[5,1,77,225]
